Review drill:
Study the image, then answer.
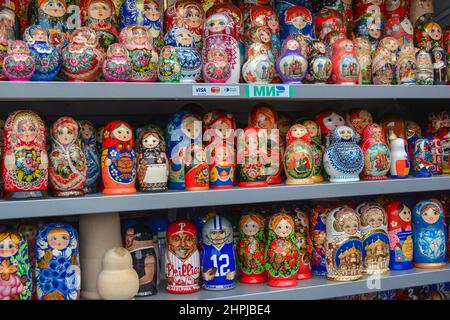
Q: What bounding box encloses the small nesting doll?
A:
[291,206,313,280]
[331,38,360,84]
[23,25,61,81]
[389,135,410,178]
[384,201,413,270]
[384,15,414,45]
[431,46,447,85]
[157,45,181,82]
[237,126,269,188]
[265,211,299,287]
[101,120,137,195]
[79,120,100,194]
[308,40,332,83]
[409,136,433,177]
[310,202,331,276]
[242,42,275,83]
[324,126,364,182]
[184,143,209,191]
[137,127,168,192]
[415,49,433,85]
[314,9,346,41]
[0,7,20,81]
[276,37,308,84]
[301,119,324,183]
[165,220,201,294]
[413,199,447,269]
[396,44,417,85]
[3,110,48,198]
[3,40,35,81]
[49,117,87,197]
[414,16,442,52]
[120,25,158,82]
[345,108,373,143]
[201,215,236,290]
[102,43,132,82]
[284,124,314,185]
[123,223,158,296]
[360,124,391,180]
[372,47,395,85]
[326,206,364,281]
[0,232,32,300]
[61,27,104,81]
[236,211,266,284]
[35,223,81,300]
[353,37,372,85]
[316,110,345,147]
[357,202,390,274]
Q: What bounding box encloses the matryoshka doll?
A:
[102,43,132,81]
[23,25,61,81]
[353,37,372,85]
[137,127,168,192]
[61,27,104,81]
[325,206,364,281]
[309,202,331,276]
[165,220,201,294]
[291,205,312,280]
[330,38,360,84]
[431,46,447,85]
[0,232,32,300]
[323,126,364,182]
[301,119,324,183]
[357,202,390,274]
[101,120,137,194]
[427,111,450,174]
[0,7,20,81]
[315,109,345,146]
[360,124,391,180]
[202,12,240,83]
[319,0,353,38]
[372,47,395,85]
[415,49,433,85]
[242,42,275,83]
[283,124,314,185]
[389,134,410,178]
[265,211,299,287]
[164,26,202,83]
[35,223,80,300]
[120,25,158,82]
[248,104,281,185]
[3,110,48,198]
[409,136,433,177]
[79,120,100,194]
[157,45,181,82]
[184,143,209,191]
[236,126,269,188]
[386,0,410,20]
[28,0,67,40]
[384,15,413,45]
[49,116,87,197]
[427,134,443,175]
[323,29,346,58]
[276,37,308,83]
[164,0,205,48]
[280,6,315,43]
[354,0,385,51]
[236,211,266,283]
[3,40,34,80]
[314,9,346,41]
[414,15,442,52]
[345,108,373,143]
[384,201,413,270]
[80,0,119,50]
[413,199,447,269]
[396,44,417,85]
[201,215,236,290]
[119,0,163,49]
[410,0,433,26]
[308,40,332,84]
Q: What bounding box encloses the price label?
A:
[192,85,240,96]
[245,84,293,98]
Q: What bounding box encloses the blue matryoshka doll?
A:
[408,136,434,177]
[413,199,447,269]
[280,5,315,44]
[164,26,202,83]
[35,223,81,300]
[79,120,100,193]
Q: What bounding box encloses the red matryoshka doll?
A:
[380,114,406,145]
[248,104,281,185]
[49,117,87,197]
[265,211,299,287]
[165,220,201,294]
[236,211,266,284]
[384,201,413,270]
[323,29,346,58]
[80,0,120,50]
[360,124,391,180]
[354,0,386,42]
[184,143,209,191]
[320,0,354,38]
[3,110,48,198]
[164,0,205,47]
[236,126,269,188]
[283,124,314,185]
[414,15,443,52]
[384,15,414,45]
[101,120,137,195]
[0,7,20,81]
[345,108,373,143]
[386,0,410,20]
[427,111,450,174]
[331,38,360,84]
[301,119,324,183]
[316,109,345,146]
[410,0,433,26]
[202,12,241,83]
[291,205,313,280]
[314,8,346,41]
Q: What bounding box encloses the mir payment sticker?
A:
[192,85,240,96]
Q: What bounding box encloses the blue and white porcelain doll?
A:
[35,223,81,300]
[413,199,447,269]
[279,5,315,44]
[164,27,202,83]
[323,126,364,182]
[79,120,100,194]
[23,25,61,81]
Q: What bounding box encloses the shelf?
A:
[0,175,449,220]
[0,82,448,101]
[141,265,450,300]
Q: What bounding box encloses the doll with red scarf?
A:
[184,142,209,191]
[101,120,137,194]
[360,123,391,180]
[315,109,345,146]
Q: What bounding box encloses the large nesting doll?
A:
[326,206,364,281]
[242,42,275,83]
[79,120,100,194]
[101,120,137,195]
[331,38,360,84]
[396,43,417,85]
[28,0,67,39]
[357,202,390,274]
[413,199,447,269]
[3,110,48,198]
[165,220,201,294]
[276,37,308,84]
[283,124,314,184]
[280,5,315,43]
[236,211,266,284]
[49,117,87,197]
[309,202,332,276]
[35,223,81,300]
[0,232,32,300]
[360,124,391,180]
[0,7,20,81]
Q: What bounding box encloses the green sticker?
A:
[245,85,293,98]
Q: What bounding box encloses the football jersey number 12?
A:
[211,254,230,277]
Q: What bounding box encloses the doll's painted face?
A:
[124,227,135,249]
[433,50,443,62]
[323,112,345,131]
[56,124,77,145]
[247,134,259,150]
[256,112,275,131]
[169,232,195,259]
[32,27,48,42]
[161,46,174,58]
[209,229,226,246]
[385,39,399,51]
[130,27,149,46]
[274,219,292,237]
[417,51,431,64]
[9,41,28,54]
[113,124,132,142]
[144,0,160,22]
[175,28,194,46]
[212,120,233,139]
[0,236,18,257]
[315,41,326,53]
[42,0,66,17]
[371,126,382,139]
[291,125,308,138]
[267,13,278,32]
[207,48,227,61]
[194,146,206,162]
[72,31,89,45]
[428,23,442,41]
[398,206,411,222]
[343,217,358,235]
[422,205,440,224]
[369,23,381,39]
[207,16,227,33]
[110,45,127,57]
[47,229,70,250]
[258,28,271,43]
[88,0,112,20]
[215,146,228,163]
[338,126,353,140]
[286,39,299,51]
[291,14,307,30]
[17,119,37,143]
[184,6,202,28]
[142,133,159,149]
[304,121,318,137]
[182,118,201,139]
[243,218,260,236]
[365,209,384,228]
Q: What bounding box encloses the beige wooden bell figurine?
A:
[97,247,140,300]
